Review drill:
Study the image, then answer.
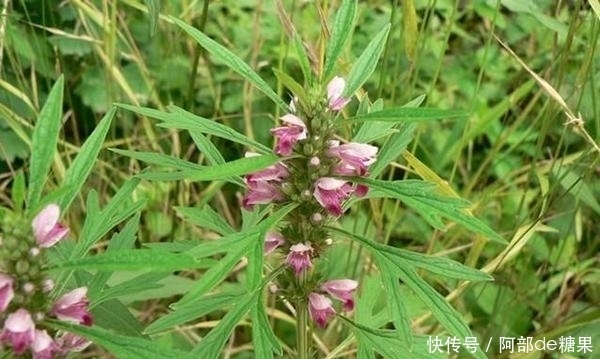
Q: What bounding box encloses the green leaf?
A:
[88,213,141,295]
[48,321,193,359]
[379,260,413,349]
[94,272,166,305]
[323,0,357,79]
[137,154,281,183]
[144,0,160,36]
[27,75,64,211]
[165,106,272,153]
[111,148,204,171]
[55,107,115,211]
[343,24,390,97]
[329,227,493,282]
[292,33,313,85]
[174,239,254,307]
[12,170,26,212]
[273,68,308,105]
[362,179,505,243]
[92,298,144,336]
[117,103,271,154]
[252,298,283,358]
[175,205,235,236]
[376,254,487,359]
[351,107,467,123]
[189,130,226,165]
[76,178,144,258]
[50,249,215,271]
[169,16,287,110]
[175,203,296,307]
[190,291,256,358]
[368,123,416,177]
[144,290,244,334]
[352,95,424,143]
[339,316,445,359]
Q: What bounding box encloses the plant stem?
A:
[297,272,309,359]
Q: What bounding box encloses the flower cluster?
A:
[0,204,92,358]
[245,76,378,327]
[309,279,358,327]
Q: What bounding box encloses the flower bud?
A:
[309,156,321,167]
[311,213,323,224]
[22,283,35,294]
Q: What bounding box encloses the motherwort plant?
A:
[242,76,375,355]
[114,2,504,358]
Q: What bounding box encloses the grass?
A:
[0,0,599,358]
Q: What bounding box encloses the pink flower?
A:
[245,159,289,184]
[0,308,36,354]
[31,330,57,359]
[52,287,93,326]
[308,293,336,327]
[321,279,358,310]
[243,154,288,210]
[327,76,351,111]
[32,204,69,248]
[56,332,91,353]
[286,243,313,275]
[264,232,284,255]
[270,114,307,156]
[0,273,14,312]
[313,178,354,216]
[243,180,285,210]
[327,142,378,176]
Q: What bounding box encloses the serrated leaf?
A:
[50,249,215,271]
[48,321,193,359]
[144,290,244,334]
[362,179,505,243]
[351,107,467,123]
[55,107,115,211]
[27,75,64,211]
[170,16,287,110]
[343,24,390,97]
[323,0,357,78]
[137,153,281,183]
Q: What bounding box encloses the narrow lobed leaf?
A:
[170,16,288,110]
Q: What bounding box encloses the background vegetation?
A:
[0,0,598,358]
